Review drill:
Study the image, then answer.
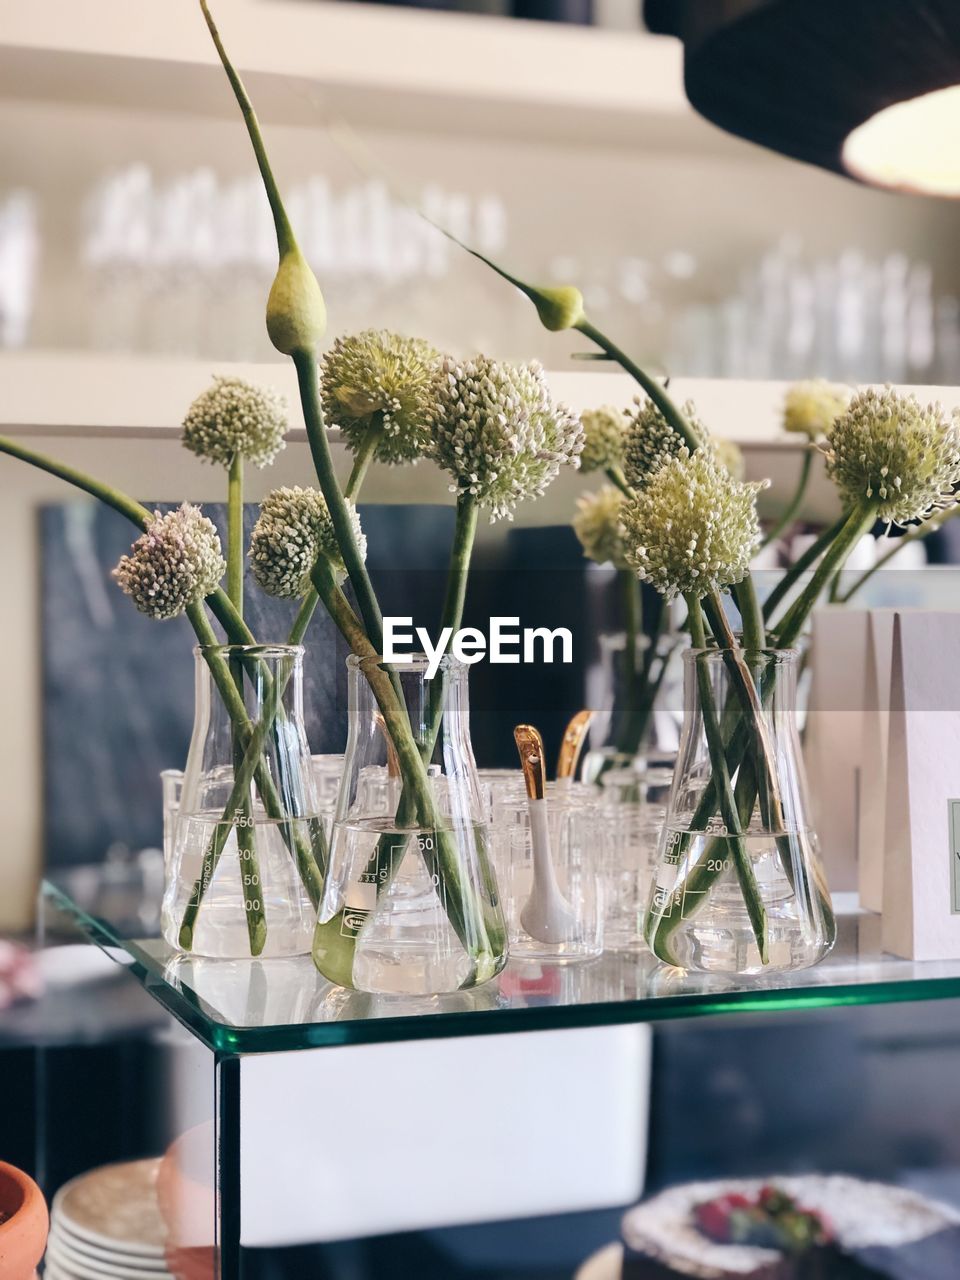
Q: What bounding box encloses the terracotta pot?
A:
[0,1161,48,1279]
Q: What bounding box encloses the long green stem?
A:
[0,438,327,943]
[227,453,244,615]
[345,419,383,500]
[575,318,698,450]
[762,515,846,626]
[648,518,873,958]
[178,608,326,945]
[197,0,296,257]
[837,513,954,604]
[605,465,634,499]
[774,505,877,647]
[682,597,767,961]
[293,350,385,650]
[761,448,813,549]
[278,416,377,649]
[224,451,265,953]
[309,560,502,985]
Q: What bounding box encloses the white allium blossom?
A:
[713,437,745,480]
[182,376,287,468]
[113,504,225,620]
[250,487,365,598]
[573,486,628,568]
[430,355,583,521]
[825,387,960,525]
[784,380,851,440]
[623,397,709,491]
[320,330,441,465]
[621,450,766,600]
[579,406,627,474]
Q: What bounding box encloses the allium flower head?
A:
[113,504,225,620]
[250,487,365,598]
[713,437,745,481]
[621,450,766,600]
[321,330,441,465]
[784,380,851,440]
[623,397,709,491]
[579,406,627,474]
[573,486,628,568]
[430,355,583,521]
[182,376,287,468]
[824,387,960,525]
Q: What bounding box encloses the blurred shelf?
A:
[5,348,945,448]
[44,878,960,1056]
[0,0,726,151]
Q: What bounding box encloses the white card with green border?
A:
[881,610,960,961]
[804,606,870,892]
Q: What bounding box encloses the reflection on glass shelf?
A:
[42,878,960,1054]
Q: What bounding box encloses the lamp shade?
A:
[645,0,960,195]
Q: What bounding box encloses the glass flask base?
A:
[162,811,317,960]
[648,831,834,976]
[317,819,502,996]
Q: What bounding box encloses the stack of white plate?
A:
[46,1158,173,1280]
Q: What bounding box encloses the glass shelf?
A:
[42,877,960,1056]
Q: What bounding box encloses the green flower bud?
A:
[522,283,585,332]
[266,248,327,356]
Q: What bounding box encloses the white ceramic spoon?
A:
[514,724,579,943]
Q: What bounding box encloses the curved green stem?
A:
[605,465,634,499]
[345,419,383,500]
[774,505,877,647]
[761,448,813,550]
[227,452,244,615]
[837,514,953,604]
[575,318,698,450]
[762,515,846,626]
[293,349,385,650]
[683,596,767,962]
[281,417,376,650]
[197,0,296,258]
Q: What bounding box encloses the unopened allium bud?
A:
[250,486,364,598]
[621,450,766,600]
[113,504,225,620]
[431,356,583,521]
[784,380,851,440]
[266,248,327,356]
[182,376,287,468]
[573,486,628,567]
[623,396,709,491]
[525,284,585,332]
[825,387,960,525]
[579,406,627,474]
[321,330,441,465]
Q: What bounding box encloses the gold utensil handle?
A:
[514,723,547,800]
[556,709,595,780]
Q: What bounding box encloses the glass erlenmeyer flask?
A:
[645,646,835,974]
[162,645,325,959]
[313,654,507,995]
